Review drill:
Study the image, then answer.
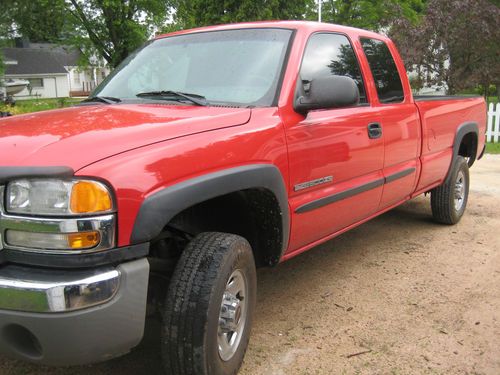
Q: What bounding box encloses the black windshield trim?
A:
[272,29,296,107]
[154,26,296,42]
[78,98,248,108]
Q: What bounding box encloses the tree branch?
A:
[67,0,112,64]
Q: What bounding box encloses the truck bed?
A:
[414,96,487,192]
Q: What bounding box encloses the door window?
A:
[300,33,367,104]
[360,38,404,103]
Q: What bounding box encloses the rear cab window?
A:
[299,33,368,104]
[360,38,404,104]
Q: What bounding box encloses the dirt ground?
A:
[1,154,499,375]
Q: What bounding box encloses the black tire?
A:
[162,232,257,375]
[431,156,470,224]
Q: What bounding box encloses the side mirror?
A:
[294,75,360,115]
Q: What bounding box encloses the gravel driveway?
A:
[1,154,499,375]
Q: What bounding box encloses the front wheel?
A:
[431,156,470,224]
[162,232,256,375]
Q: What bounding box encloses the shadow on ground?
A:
[0,197,459,375]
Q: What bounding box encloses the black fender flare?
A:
[130,164,290,253]
[445,122,478,183]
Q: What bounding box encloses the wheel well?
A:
[149,188,284,268]
[458,132,478,167]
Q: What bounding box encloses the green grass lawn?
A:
[485,142,500,154]
[0,97,81,115]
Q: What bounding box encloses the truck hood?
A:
[0,104,251,171]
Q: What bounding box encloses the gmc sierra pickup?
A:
[0,21,486,375]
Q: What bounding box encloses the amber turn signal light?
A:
[70,181,113,214]
[67,231,101,249]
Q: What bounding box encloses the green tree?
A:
[0,3,10,80]
[318,0,427,31]
[66,0,171,67]
[3,0,67,42]
[0,53,4,78]
[170,0,316,30]
[391,0,500,95]
[0,1,171,68]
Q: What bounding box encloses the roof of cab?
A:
[154,20,387,42]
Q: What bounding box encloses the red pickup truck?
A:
[0,21,486,374]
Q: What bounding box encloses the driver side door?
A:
[285,32,385,252]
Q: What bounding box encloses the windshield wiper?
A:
[136,90,208,106]
[81,96,122,105]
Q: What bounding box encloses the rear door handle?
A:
[368,122,382,139]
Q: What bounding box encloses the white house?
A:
[1,40,110,99]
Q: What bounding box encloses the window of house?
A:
[28,78,44,88]
[360,38,404,103]
[74,73,81,85]
[299,33,367,104]
[101,71,106,79]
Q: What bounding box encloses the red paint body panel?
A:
[78,108,289,247]
[0,105,251,170]
[0,21,487,260]
[285,106,385,251]
[415,97,487,191]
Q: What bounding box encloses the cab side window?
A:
[300,33,367,104]
[360,38,404,103]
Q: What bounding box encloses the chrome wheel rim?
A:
[454,170,466,211]
[218,269,247,362]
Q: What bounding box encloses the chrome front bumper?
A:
[0,264,120,313]
[0,258,149,366]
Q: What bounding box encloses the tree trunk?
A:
[446,81,455,95]
[483,81,489,100]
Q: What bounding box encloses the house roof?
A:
[2,45,81,76]
[29,43,81,67]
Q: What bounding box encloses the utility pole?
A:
[318,0,322,22]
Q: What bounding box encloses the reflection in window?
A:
[361,38,404,103]
[300,33,367,104]
[93,29,292,107]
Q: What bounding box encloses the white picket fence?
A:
[487,103,500,143]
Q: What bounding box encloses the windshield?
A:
[93,28,293,107]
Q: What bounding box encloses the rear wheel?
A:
[431,156,470,224]
[162,232,256,375]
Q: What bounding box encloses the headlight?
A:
[6,179,113,216]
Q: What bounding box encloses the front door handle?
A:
[368,122,382,139]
